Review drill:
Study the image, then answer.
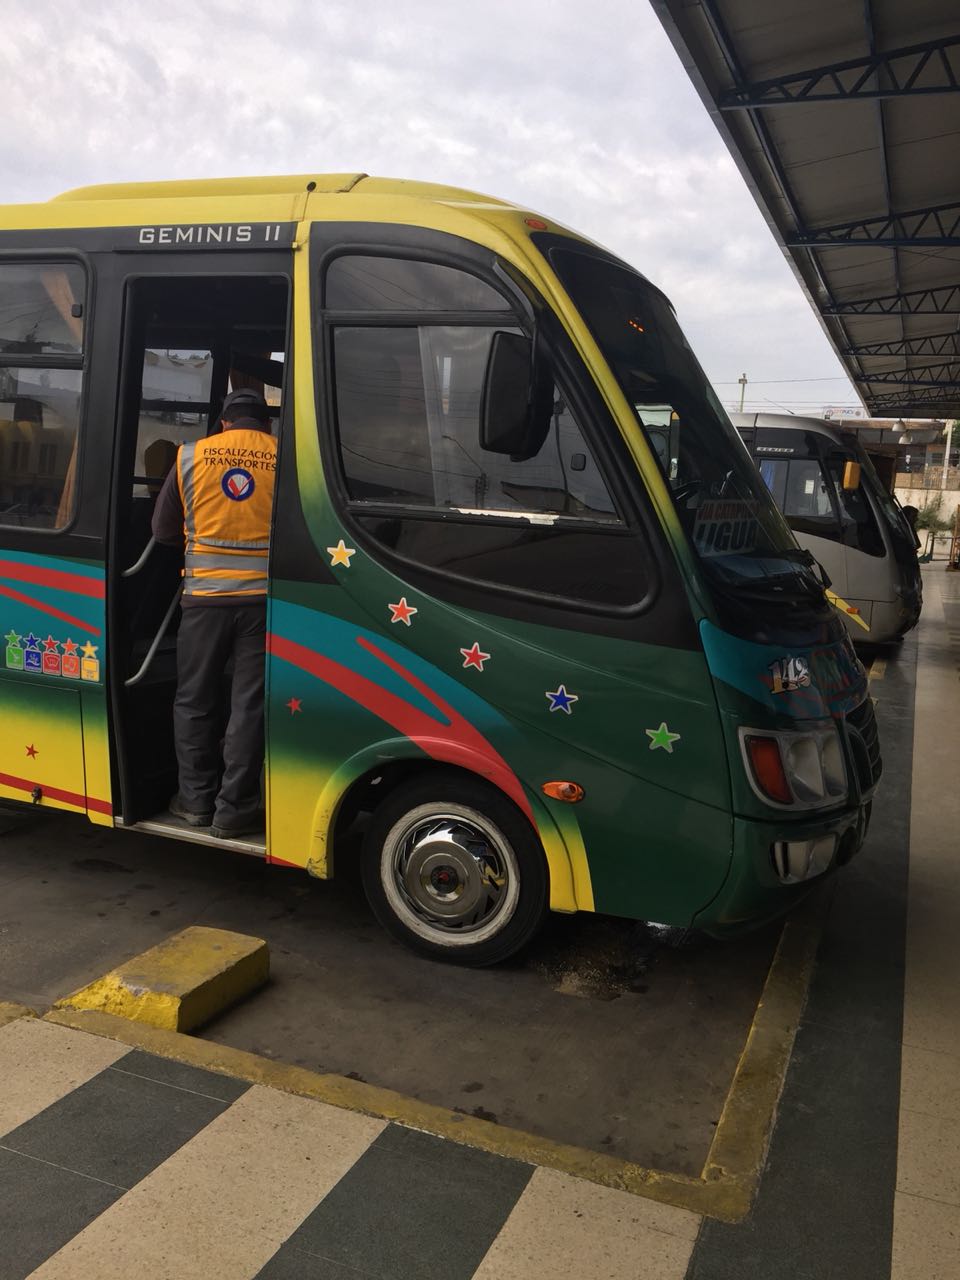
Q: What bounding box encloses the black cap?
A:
[220,388,269,417]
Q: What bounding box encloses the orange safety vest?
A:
[176,427,277,597]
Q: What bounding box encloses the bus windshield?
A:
[546,244,819,601]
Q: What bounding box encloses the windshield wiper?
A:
[706,561,828,606]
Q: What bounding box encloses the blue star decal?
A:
[23,633,41,650]
[545,684,579,714]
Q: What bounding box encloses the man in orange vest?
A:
[152,388,277,838]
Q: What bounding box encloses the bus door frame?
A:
[102,246,294,828]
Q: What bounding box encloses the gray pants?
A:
[173,601,266,823]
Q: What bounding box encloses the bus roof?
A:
[49,173,519,209]
[729,412,862,454]
[0,172,545,248]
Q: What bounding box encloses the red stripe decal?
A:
[268,632,533,822]
[0,771,112,816]
[267,854,302,867]
[0,584,101,635]
[0,559,104,598]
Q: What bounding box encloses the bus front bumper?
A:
[693,802,870,937]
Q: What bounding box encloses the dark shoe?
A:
[169,794,213,827]
[211,811,265,839]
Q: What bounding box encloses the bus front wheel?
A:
[360,776,548,966]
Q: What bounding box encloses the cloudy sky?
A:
[3,0,858,414]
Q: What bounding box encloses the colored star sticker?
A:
[460,642,491,672]
[81,641,98,659]
[286,697,302,714]
[25,744,38,758]
[23,633,40,650]
[61,638,79,656]
[545,685,579,715]
[42,635,61,653]
[645,722,681,753]
[388,597,418,626]
[327,539,356,568]
[4,630,21,647]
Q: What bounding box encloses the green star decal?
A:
[645,722,681,753]
[4,630,21,647]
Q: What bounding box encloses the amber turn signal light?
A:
[541,780,584,803]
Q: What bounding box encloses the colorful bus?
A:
[0,175,880,964]
[731,414,922,644]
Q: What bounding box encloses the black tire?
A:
[360,772,548,966]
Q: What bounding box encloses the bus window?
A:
[823,452,884,557]
[759,457,836,536]
[544,247,800,589]
[334,324,618,521]
[327,254,642,608]
[127,277,288,499]
[135,349,214,497]
[0,260,87,531]
[0,262,84,355]
[326,254,507,312]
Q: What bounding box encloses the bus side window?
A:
[824,453,885,557]
[759,456,842,542]
[333,325,619,522]
[0,263,86,531]
[325,255,646,609]
[781,459,834,523]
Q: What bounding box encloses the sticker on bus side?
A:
[4,630,99,682]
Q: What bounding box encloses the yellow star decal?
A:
[327,539,356,568]
[81,640,99,659]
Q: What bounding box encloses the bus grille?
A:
[846,697,882,793]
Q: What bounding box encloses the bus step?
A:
[118,814,266,858]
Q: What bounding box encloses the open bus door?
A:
[104,254,291,845]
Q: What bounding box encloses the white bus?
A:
[731,414,922,643]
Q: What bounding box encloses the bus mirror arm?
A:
[124,584,183,688]
[122,536,156,578]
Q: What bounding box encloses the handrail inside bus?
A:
[124,585,182,687]
[122,536,156,578]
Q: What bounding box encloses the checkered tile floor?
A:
[0,1017,699,1280]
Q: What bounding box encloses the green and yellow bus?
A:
[0,174,879,964]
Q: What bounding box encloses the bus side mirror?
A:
[479,331,551,459]
[842,461,861,491]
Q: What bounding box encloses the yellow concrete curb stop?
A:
[53,925,269,1032]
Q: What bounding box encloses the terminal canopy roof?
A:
[654,1,960,418]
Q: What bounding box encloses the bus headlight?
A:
[739,723,847,810]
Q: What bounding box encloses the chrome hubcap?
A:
[383,808,518,943]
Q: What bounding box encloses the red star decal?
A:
[460,642,491,672]
[25,744,38,758]
[42,635,60,654]
[286,697,302,714]
[388,597,418,626]
[61,638,79,656]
